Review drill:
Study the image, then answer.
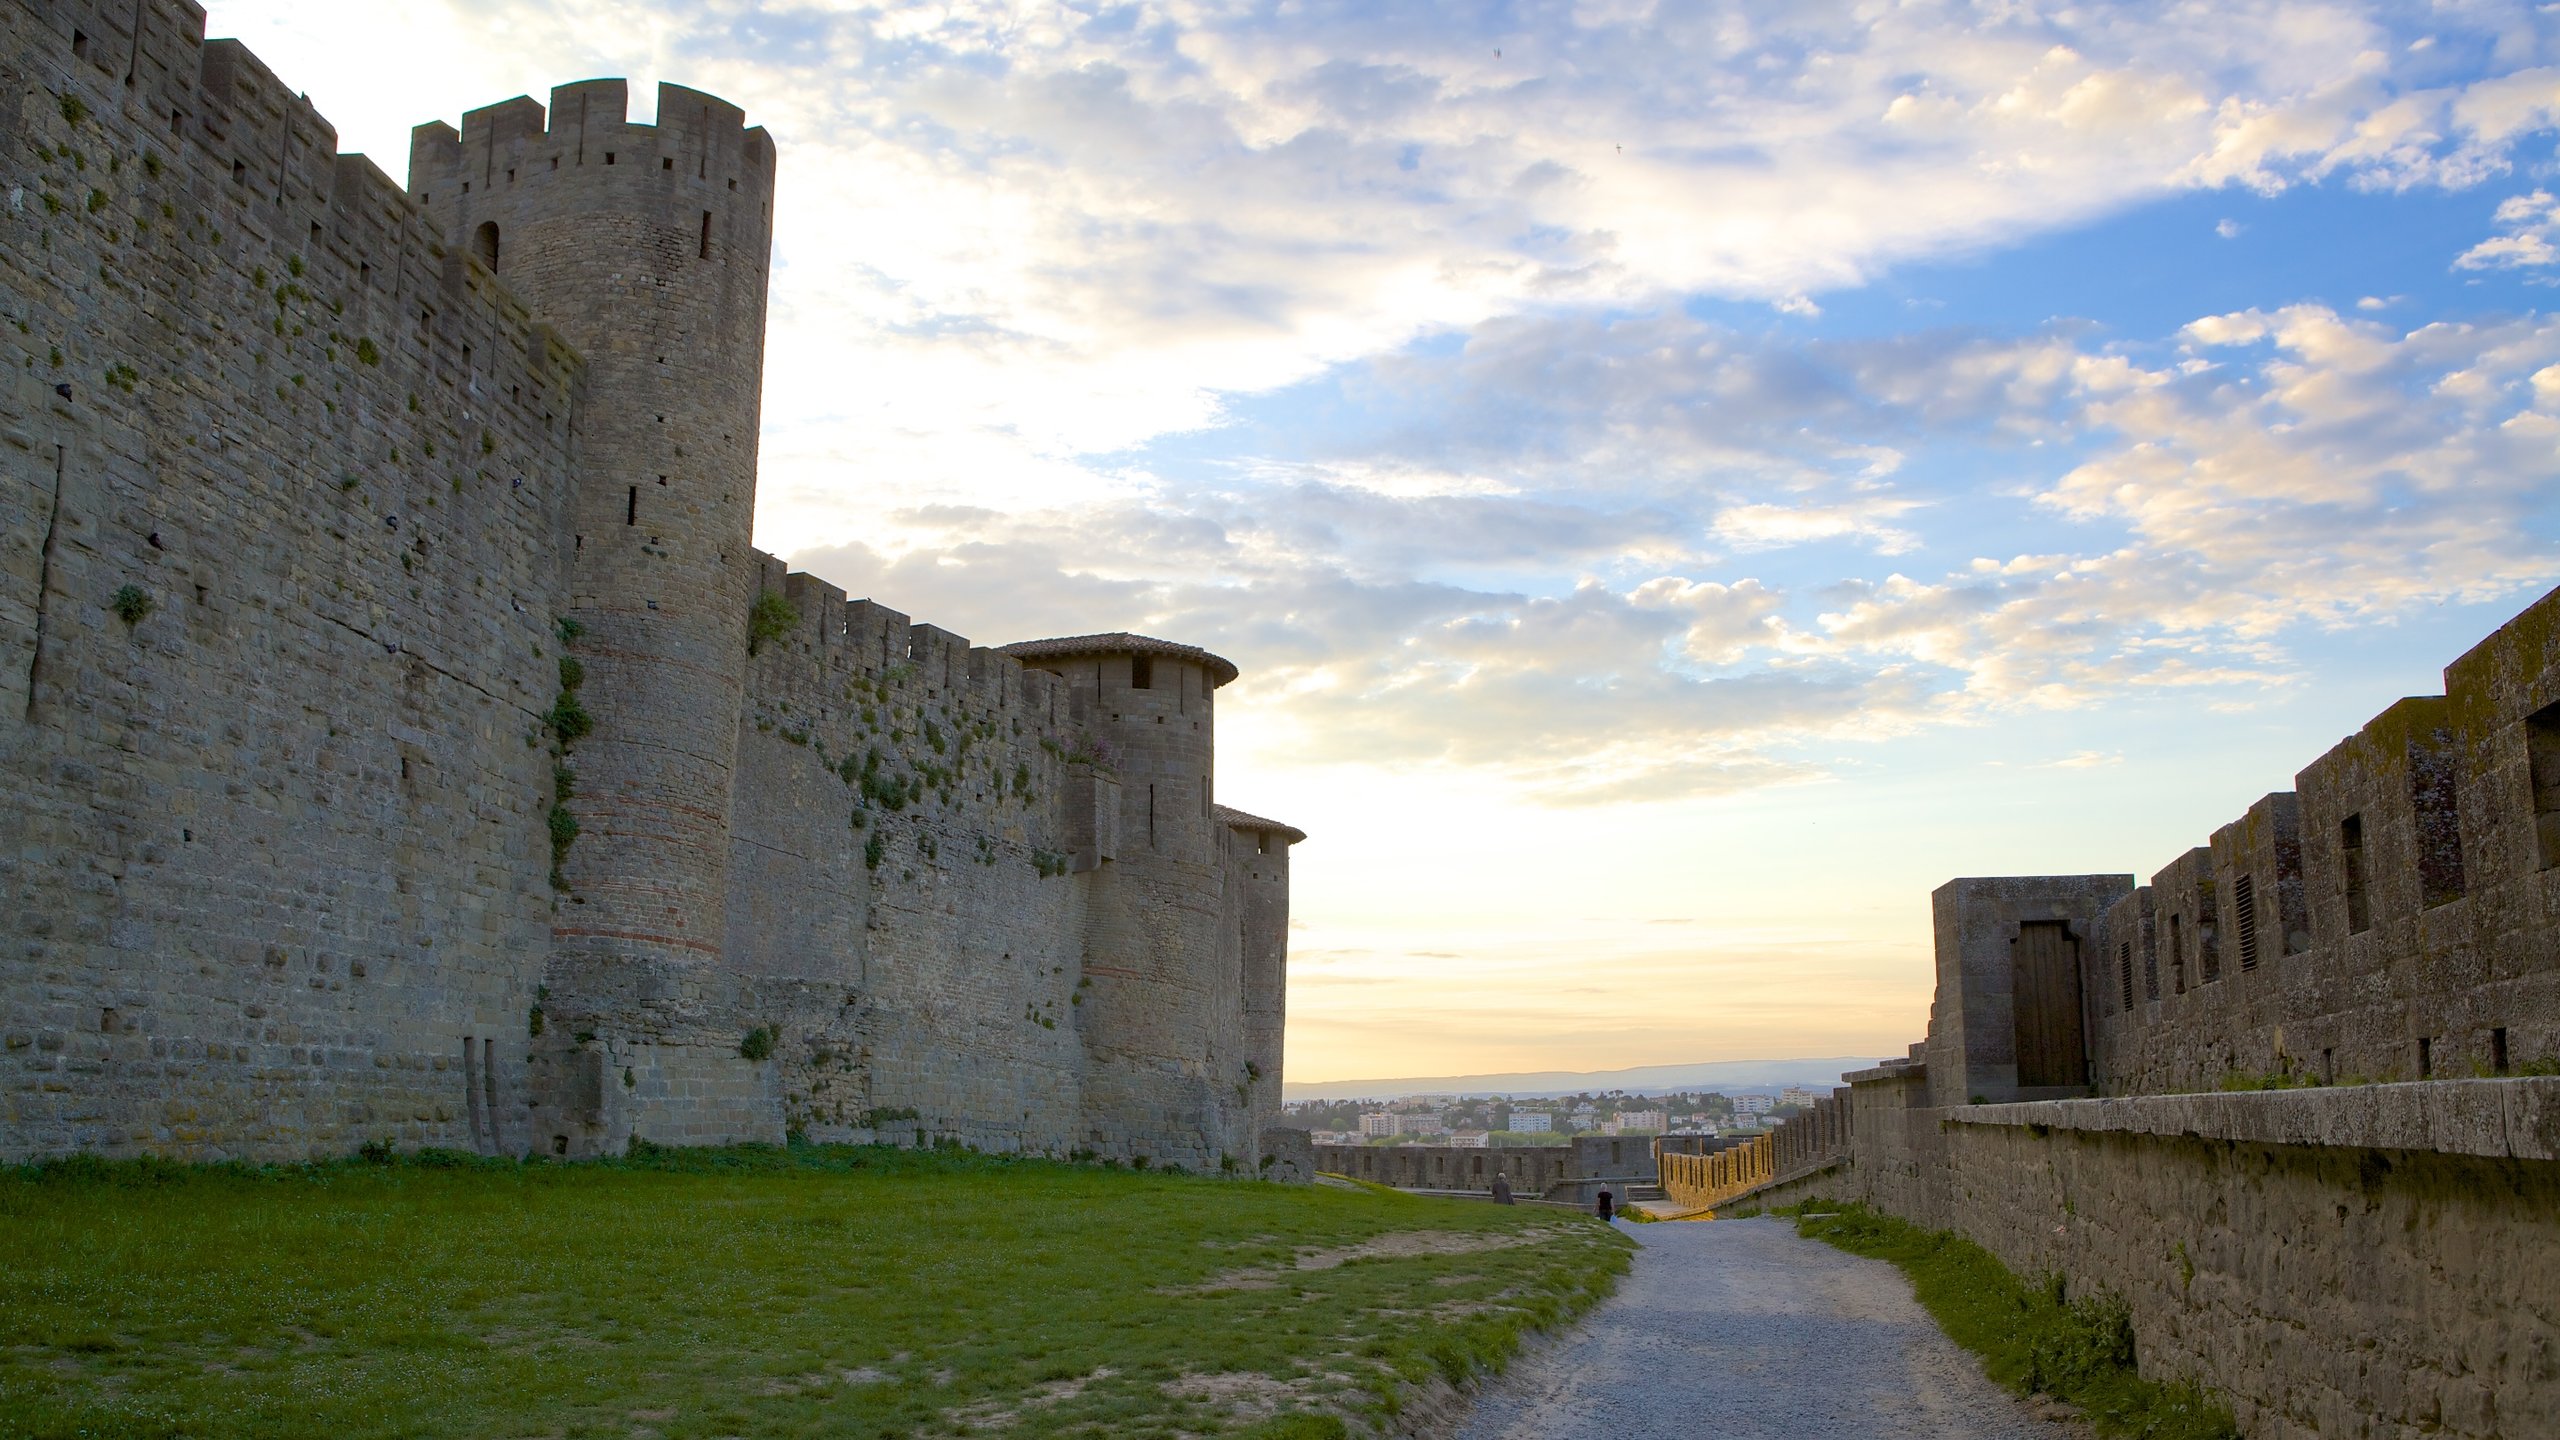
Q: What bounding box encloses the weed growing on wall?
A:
[1788,1203,2238,1440]
[746,589,798,655]
[109,585,153,627]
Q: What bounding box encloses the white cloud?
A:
[211,0,2560,553]
[2456,190,2560,270]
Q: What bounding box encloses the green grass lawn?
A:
[0,1144,1630,1440]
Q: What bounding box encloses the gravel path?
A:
[1452,1217,2083,1440]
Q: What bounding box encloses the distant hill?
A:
[1280,1056,1891,1104]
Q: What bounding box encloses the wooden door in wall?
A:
[2011,920,2089,1088]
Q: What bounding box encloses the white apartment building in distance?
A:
[1510,1112,1553,1132]
[1779,1086,1829,1108]
[1360,1112,1404,1137]
[1734,1093,1775,1114]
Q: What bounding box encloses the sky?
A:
[218,0,2560,1084]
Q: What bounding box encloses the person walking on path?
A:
[1595,1185,1614,1222]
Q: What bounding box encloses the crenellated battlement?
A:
[1906,583,2560,1106]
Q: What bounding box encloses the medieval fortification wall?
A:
[1707,583,2560,1440]
[0,0,1302,1173]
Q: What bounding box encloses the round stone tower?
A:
[1002,634,1252,1170]
[410,82,777,1154]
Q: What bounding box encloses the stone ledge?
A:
[1942,1078,2560,1161]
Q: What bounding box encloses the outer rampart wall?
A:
[1727,585,2560,1440]
[725,559,1092,1156]
[1765,1082,2560,1440]
[1315,1135,1660,1195]
[2084,586,2560,1094]
[0,0,581,1160]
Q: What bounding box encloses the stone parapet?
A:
[1947,1076,2560,1162]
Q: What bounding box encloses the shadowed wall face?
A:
[1,0,583,1160]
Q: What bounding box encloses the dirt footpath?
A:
[1452,1217,2085,1440]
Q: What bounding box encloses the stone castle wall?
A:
[1728,584,2560,1440]
[1,0,582,1157]
[2083,585,2560,1096]
[1757,1074,2560,1440]
[1313,1135,1659,1196]
[0,0,1301,1169]
[723,562,1092,1157]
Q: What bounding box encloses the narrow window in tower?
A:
[1130,654,1152,690]
[461,181,470,194]
[551,156,560,170]
[728,178,738,191]
[2234,873,2260,972]
[232,158,245,182]
[2168,912,2185,994]
[473,222,499,268]
[661,156,674,171]
[358,261,370,287]
[309,220,321,245]
[2494,1027,2511,1075]
[72,30,87,59]
[2342,813,2370,933]
[171,109,184,136]
[2118,941,2134,1012]
[2418,1036,2433,1078]
[507,168,516,183]
[626,486,637,525]
[1148,785,1157,848]
[604,153,616,165]
[699,210,713,260]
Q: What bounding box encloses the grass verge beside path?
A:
[0,1143,1632,1440]
[1778,1202,2236,1440]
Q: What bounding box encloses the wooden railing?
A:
[1658,1132,1774,1212]
[1657,1095,1854,1212]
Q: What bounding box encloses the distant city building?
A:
[1734,1094,1775,1114]
[1448,1131,1489,1148]
[1510,1112,1553,1132]
[1779,1086,1828,1108]
[1405,1114,1449,1136]
[1360,1112,1404,1137]
[1619,1110,1668,1132]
